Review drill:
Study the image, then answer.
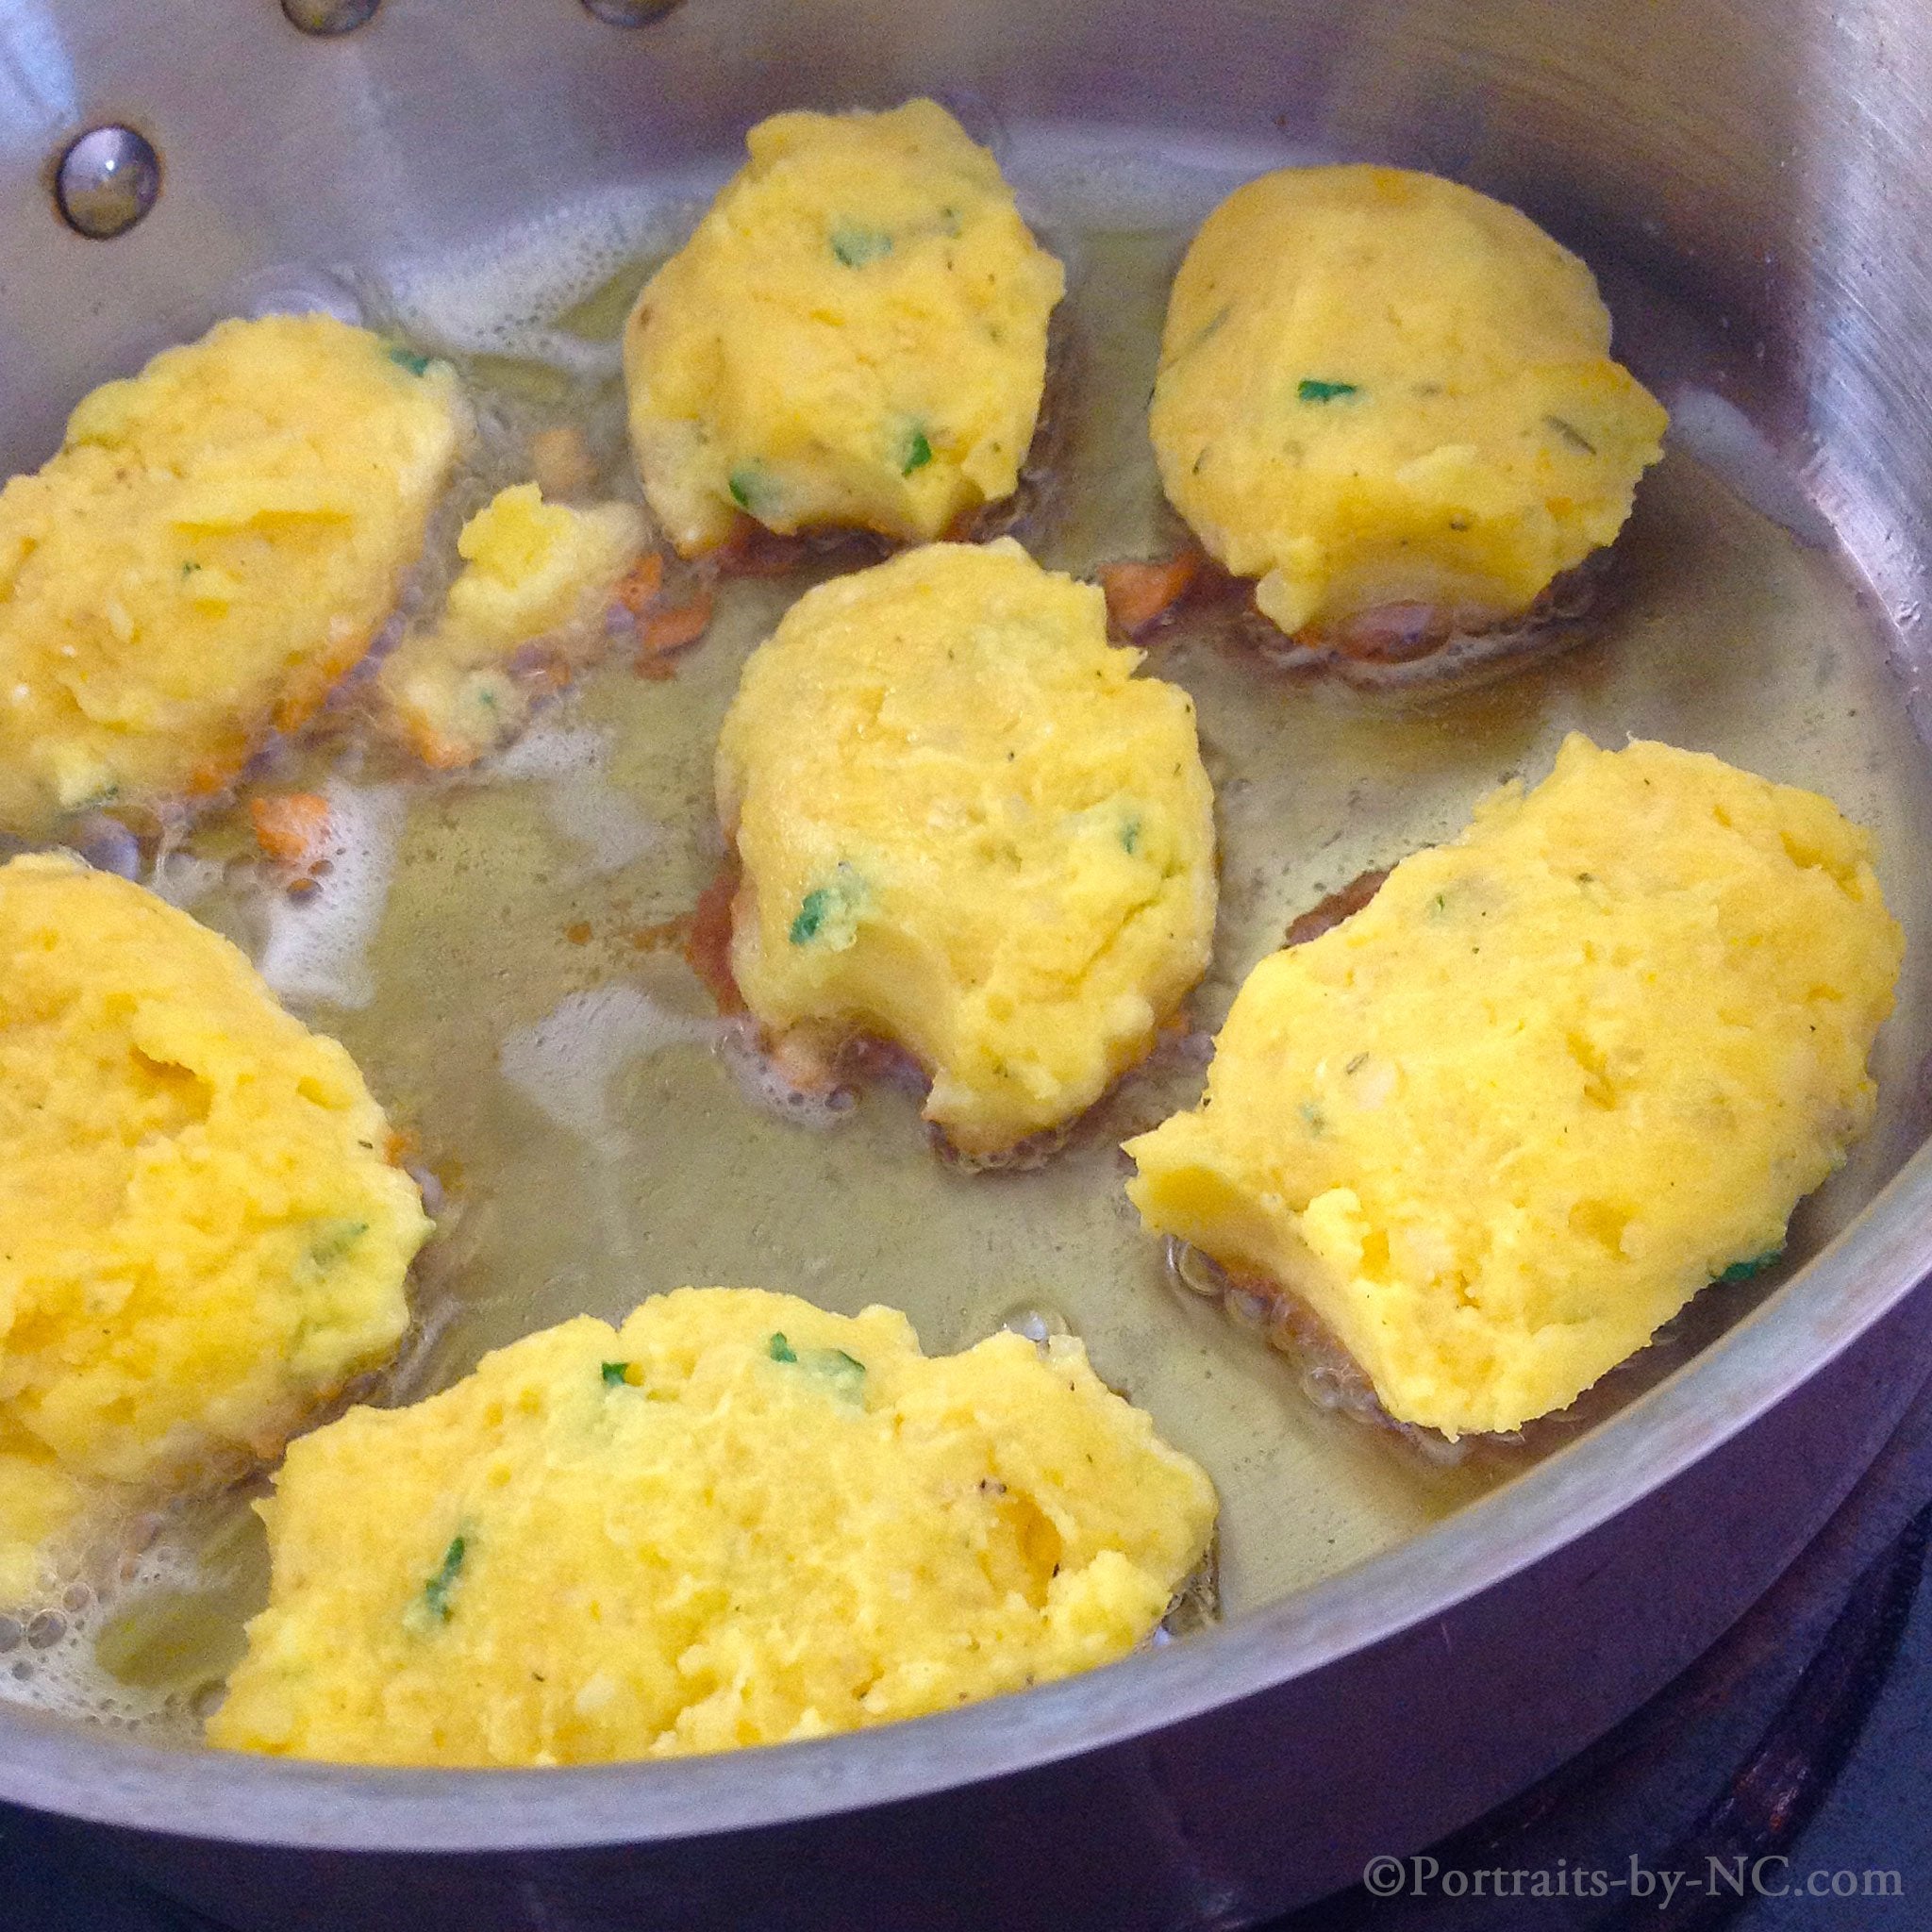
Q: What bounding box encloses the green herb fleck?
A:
[811,1348,867,1401]
[830,224,893,268]
[1120,817,1141,855]
[601,1360,634,1388]
[1545,415,1597,456]
[901,425,934,475]
[788,862,865,949]
[768,1336,866,1402]
[1717,1247,1784,1285]
[180,560,202,577]
[726,463,776,517]
[1298,378,1359,404]
[1299,1100,1326,1135]
[308,1220,368,1270]
[408,1535,467,1631]
[1429,892,1449,916]
[791,890,834,943]
[387,346,433,376]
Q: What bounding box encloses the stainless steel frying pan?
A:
[3,1,1932,1925]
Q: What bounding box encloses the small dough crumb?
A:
[379,483,643,769]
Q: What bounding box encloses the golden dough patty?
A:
[378,482,643,769]
[625,99,1064,556]
[717,539,1217,1157]
[0,312,466,835]
[1150,165,1668,641]
[208,1287,1217,1765]
[1124,736,1902,1438]
[0,855,428,1600]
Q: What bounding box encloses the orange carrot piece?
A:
[1098,552,1203,637]
[250,791,333,866]
[637,588,714,660]
[612,552,666,615]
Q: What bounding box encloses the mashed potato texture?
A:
[1125,737,1902,1437]
[0,855,428,1598]
[379,482,643,768]
[0,313,465,835]
[718,540,1217,1156]
[625,99,1064,556]
[1150,166,1667,640]
[208,1287,1216,1764]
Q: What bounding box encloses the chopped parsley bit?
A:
[830,224,893,268]
[1344,1052,1369,1074]
[1120,817,1142,855]
[308,1220,368,1270]
[407,1534,467,1631]
[1429,892,1449,915]
[807,1348,867,1402]
[1190,307,1231,354]
[387,346,433,376]
[938,205,963,237]
[790,890,834,944]
[600,1360,634,1388]
[726,466,768,513]
[180,560,202,577]
[1716,1248,1784,1285]
[900,425,934,475]
[1298,1100,1326,1135]
[768,1336,866,1401]
[788,861,864,949]
[1545,415,1597,456]
[1298,378,1359,404]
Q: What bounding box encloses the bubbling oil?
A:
[8,123,1931,1752]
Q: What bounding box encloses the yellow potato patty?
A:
[378,482,643,768]
[717,540,1218,1157]
[1150,165,1668,641]
[0,313,466,835]
[625,99,1064,556]
[1124,736,1902,1437]
[0,855,428,1599]
[208,1287,1217,1764]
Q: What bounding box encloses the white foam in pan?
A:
[490,719,663,876]
[255,780,406,1011]
[373,175,726,378]
[500,983,720,1146]
[0,1529,211,1736]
